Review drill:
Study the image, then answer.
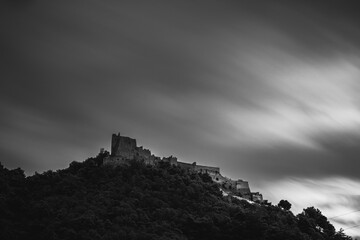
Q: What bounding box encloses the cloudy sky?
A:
[1,0,360,237]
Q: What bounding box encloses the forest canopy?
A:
[0,153,353,240]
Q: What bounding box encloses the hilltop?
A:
[0,152,353,240]
[104,133,263,202]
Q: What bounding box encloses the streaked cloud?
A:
[1,0,360,237]
[260,177,360,237]
[224,56,360,148]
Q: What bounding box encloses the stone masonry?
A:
[103,133,263,202]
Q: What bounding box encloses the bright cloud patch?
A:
[224,53,360,148]
[261,177,360,237]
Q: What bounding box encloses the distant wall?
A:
[109,134,222,175]
[105,133,261,200]
[177,162,220,174]
[236,180,249,190]
[162,156,178,165]
[177,162,195,170]
[195,165,220,175]
[136,147,152,160]
[103,156,129,166]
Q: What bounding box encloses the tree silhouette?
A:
[0,158,353,240]
[278,199,292,210]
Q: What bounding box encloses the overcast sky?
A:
[1,0,360,237]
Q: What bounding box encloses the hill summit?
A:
[103,133,262,202]
[0,133,353,240]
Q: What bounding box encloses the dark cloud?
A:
[1,0,360,175]
[215,129,360,184]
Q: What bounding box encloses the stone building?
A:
[251,192,263,202]
[104,133,160,166]
[162,155,178,165]
[103,133,262,201]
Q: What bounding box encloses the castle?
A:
[104,133,263,202]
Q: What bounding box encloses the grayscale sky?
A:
[1,0,360,237]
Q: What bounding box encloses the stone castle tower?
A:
[105,133,161,165]
[111,133,137,158]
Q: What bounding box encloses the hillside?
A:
[0,153,353,240]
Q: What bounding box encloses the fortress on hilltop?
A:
[103,133,263,202]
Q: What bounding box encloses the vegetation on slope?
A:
[0,153,352,240]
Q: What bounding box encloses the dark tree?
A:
[278,199,292,210]
[297,207,336,239]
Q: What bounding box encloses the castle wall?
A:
[162,156,178,165]
[212,175,238,190]
[103,156,129,166]
[251,192,263,202]
[236,180,250,190]
[176,162,220,175]
[212,174,229,183]
[105,133,262,201]
[195,165,220,175]
[135,147,152,160]
[177,162,195,171]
